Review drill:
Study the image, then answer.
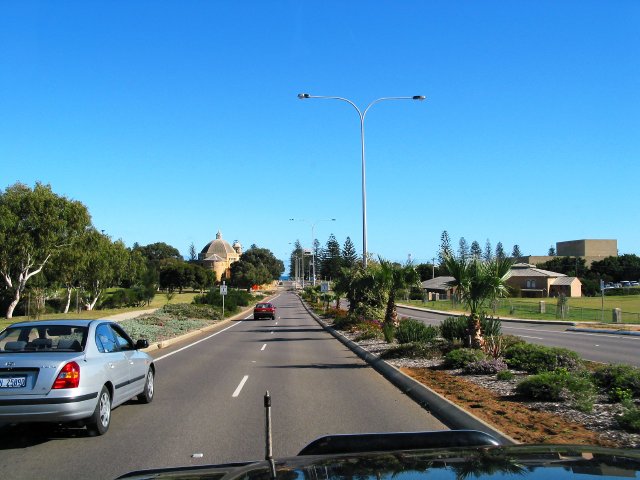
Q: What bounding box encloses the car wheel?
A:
[138,368,154,404]
[87,386,111,436]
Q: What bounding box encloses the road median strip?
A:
[299,296,517,445]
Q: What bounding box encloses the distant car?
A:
[631,281,639,287]
[0,319,155,436]
[253,303,276,320]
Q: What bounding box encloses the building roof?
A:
[200,230,237,260]
[552,276,579,286]
[421,276,456,290]
[509,263,566,278]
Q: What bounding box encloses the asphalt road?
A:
[0,292,445,480]
[398,306,640,367]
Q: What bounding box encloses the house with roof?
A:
[420,276,456,300]
[507,263,582,297]
[198,230,243,281]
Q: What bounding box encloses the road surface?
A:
[398,305,640,367]
[0,292,445,480]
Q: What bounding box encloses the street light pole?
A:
[290,217,335,286]
[298,93,425,268]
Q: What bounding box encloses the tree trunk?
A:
[63,286,72,314]
[384,293,399,327]
[467,313,485,349]
[6,294,20,319]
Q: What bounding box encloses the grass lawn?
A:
[401,294,640,324]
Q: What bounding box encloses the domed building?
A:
[198,230,242,281]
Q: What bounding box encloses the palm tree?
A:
[377,258,420,327]
[444,254,513,348]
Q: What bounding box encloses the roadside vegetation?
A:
[300,250,640,445]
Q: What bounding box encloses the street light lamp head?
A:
[298,93,310,99]
[413,95,426,101]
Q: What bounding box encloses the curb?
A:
[397,304,578,326]
[299,297,518,445]
[567,327,640,336]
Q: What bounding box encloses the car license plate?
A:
[0,376,26,388]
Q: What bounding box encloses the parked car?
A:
[253,303,276,320]
[0,319,155,436]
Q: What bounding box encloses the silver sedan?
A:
[0,319,155,436]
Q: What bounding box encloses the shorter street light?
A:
[297,93,425,267]
[290,218,336,286]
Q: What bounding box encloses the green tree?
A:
[133,242,182,263]
[48,240,87,313]
[188,242,197,261]
[483,239,493,262]
[333,264,385,320]
[511,244,522,258]
[0,183,91,318]
[438,230,452,266]
[230,246,284,289]
[458,237,469,261]
[79,230,129,310]
[341,236,358,268]
[470,240,482,259]
[377,258,420,327]
[320,234,342,280]
[590,254,640,282]
[548,246,556,256]
[495,242,506,259]
[444,254,513,348]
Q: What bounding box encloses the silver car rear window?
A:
[0,325,87,353]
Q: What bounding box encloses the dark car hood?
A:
[118,444,640,480]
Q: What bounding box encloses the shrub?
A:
[497,370,515,381]
[440,316,467,342]
[592,364,640,399]
[504,343,582,373]
[480,314,502,337]
[464,358,508,375]
[193,288,253,313]
[382,322,395,343]
[395,319,438,344]
[353,321,383,341]
[516,369,596,412]
[617,401,640,433]
[444,348,487,369]
[381,342,440,360]
[332,313,361,331]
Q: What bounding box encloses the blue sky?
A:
[1,1,638,265]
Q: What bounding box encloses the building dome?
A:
[200,230,236,260]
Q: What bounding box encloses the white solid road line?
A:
[232,375,249,397]
[155,321,243,362]
[261,344,267,351]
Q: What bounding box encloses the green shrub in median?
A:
[516,369,596,412]
[444,348,487,369]
[617,400,640,432]
[463,358,508,375]
[504,343,582,373]
[353,320,383,341]
[439,314,501,343]
[592,364,640,400]
[395,318,438,344]
[381,342,441,360]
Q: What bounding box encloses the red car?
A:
[253,302,276,320]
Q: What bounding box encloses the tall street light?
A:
[297,93,425,268]
[290,217,336,286]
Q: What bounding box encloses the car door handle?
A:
[108,363,115,369]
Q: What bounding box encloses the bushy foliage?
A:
[332,313,361,331]
[463,358,508,375]
[440,316,467,342]
[382,322,395,343]
[516,369,596,412]
[381,342,440,360]
[161,303,220,320]
[353,320,383,341]
[444,348,487,369]
[480,315,501,337]
[99,288,148,309]
[592,364,640,400]
[395,318,438,344]
[617,401,640,432]
[193,288,254,313]
[504,343,582,373]
[496,369,515,381]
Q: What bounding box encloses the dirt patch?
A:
[401,366,616,447]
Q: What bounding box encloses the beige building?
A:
[517,239,617,267]
[198,231,243,281]
[507,264,582,298]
